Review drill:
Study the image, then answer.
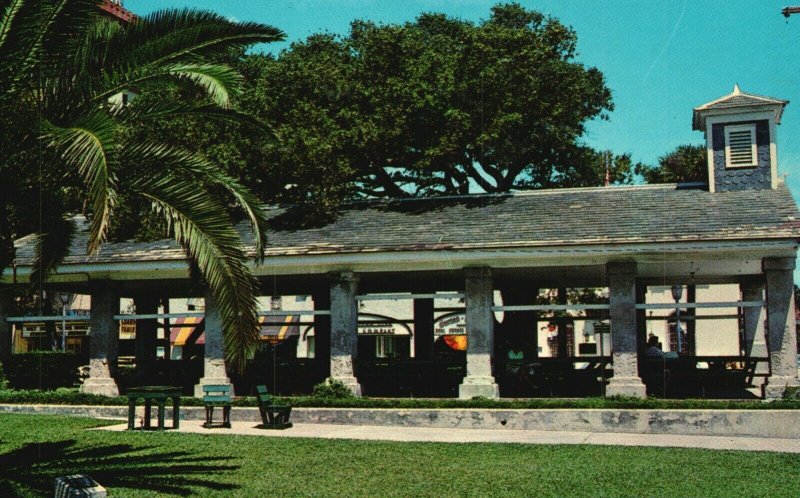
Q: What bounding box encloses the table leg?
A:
[144,400,152,429]
[173,396,180,429]
[128,399,136,430]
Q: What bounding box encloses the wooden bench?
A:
[202,384,232,428]
[256,385,292,430]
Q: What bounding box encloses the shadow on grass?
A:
[0,439,240,496]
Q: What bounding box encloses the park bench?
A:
[256,385,292,429]
[202,384,232,428]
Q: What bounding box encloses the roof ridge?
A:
[694,87,789,111]
[339,182,707,208]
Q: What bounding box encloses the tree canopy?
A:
[636,144,707,184]
[235,3,623,213]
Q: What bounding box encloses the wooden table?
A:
[127,386,182,430]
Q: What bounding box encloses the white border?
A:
[724,124,757,168]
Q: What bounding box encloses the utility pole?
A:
[783,6,800,17]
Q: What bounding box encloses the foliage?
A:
[146,3,636,221]
[3,352,83,390]
[0,0,285,370]
[1,413,800,496]
[636,144,708,184]
[311,378,356,399]
[0,362,7,390]
[784,386,800,401]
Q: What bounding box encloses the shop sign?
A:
[434,313,466,336]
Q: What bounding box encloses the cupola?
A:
[693,85,788,192]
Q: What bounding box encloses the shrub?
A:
[784,386,800,401]
[312,378,355,399]
[0,361,7,389]
[5,351,83,390]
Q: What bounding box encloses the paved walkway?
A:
[97,420,800,453]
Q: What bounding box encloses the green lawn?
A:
[0,414,798,497]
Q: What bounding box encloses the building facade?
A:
[1,86,798,399]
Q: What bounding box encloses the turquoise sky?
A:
[127,0,800,194]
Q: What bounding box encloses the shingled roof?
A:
[12,183,800,268]
[693,84,788,130]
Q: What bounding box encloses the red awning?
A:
[170,317,205,346]
[259,315,300,344]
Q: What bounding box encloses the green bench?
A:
[256,385,292,430]
[202,384,232,428]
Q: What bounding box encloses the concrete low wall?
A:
[1,404,798,439]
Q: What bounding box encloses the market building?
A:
[1,86,798,399]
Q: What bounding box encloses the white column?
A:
[763,257,800,399]
[81,281,120,396]
[606,261,646,397]
[459,267,499,399]
[329,271,361,396]
[194,289,232,397]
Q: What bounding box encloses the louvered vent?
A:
[725,125,756,167]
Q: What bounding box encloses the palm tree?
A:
[0,0,284,370]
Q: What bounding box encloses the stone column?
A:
[459,267,499,399]
[741,279,768,381]
[0,290,12,364]
[763,257,800,399]
[133,295,159,381]
[329,271,361,396]
[606,262,646,397]
[194,289,232,397]
[413,298,434,361]
[81,281,120,396]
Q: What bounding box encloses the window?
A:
[375,336,396,358]
[724,124,757,168]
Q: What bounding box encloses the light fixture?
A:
[671,284,683,303]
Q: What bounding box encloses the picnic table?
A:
[127,386,182,430]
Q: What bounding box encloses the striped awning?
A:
[259,315,299,343]
[170,316,205,346]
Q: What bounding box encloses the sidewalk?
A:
[97,420,800,453]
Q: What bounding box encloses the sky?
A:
[126,0,800,197]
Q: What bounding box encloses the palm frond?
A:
[41,111,117,254]
[120,9,284,67]
[132,170,260,371]
[94,62,242,108]
[114,100,263,130]
[125,141,269,258]
[29,215,75,287]
[0,0,24,51]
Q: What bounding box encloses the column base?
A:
[763,377,800,400]
[459,376,499,399]
[194,378,233,398]
[80,378,120,397]
[605,377,647,398]
[330,376,362,397]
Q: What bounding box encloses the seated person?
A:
[645,335,664,358]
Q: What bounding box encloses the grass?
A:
[0,413,798,497]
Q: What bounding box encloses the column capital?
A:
[464,266,492,279]
[607,261,637,277]
[762,257,796,272]
[329,270,359,284]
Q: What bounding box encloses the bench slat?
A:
[204,395,232,403]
